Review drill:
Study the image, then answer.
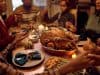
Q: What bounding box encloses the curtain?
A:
[6,0,13,17]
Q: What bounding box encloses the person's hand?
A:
[70,52,94,69]
[88,54,100,66]
[14,14,23,22]
[83,38,97,53]
[93,46,100,55]
[28,22,35,29]
[97,38,100,46]
[14,33,28,44]
[59,52,94,74]
[83,38,100,55]
[0,62,24,75]
[65,22,76,33]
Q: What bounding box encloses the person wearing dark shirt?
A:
[43,0,76,33]
[86,0,100,42]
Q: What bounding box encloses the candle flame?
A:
[72,53,77,59]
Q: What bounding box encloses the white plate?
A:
[77,41,86,46]
[12,50,45,68]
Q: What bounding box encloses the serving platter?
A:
[42,45,77,56]
[12,49,45,68]
[44,56,87,75]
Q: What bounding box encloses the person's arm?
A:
[5,14,18,29]
[66,13,75,25]
[93,46,100,55]
[0,35,13,50]
[88,54,100,66]
[65,22,77,33]
[97,38,100,46]
[35,52,94,75]
[65,13,76,33]
[1,33,28,59]
[0,61,24,75]
[0,21,14,48]
[35,69,60,75]
[59,53,94,75]
[43,11,59,23]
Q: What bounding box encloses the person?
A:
[88,53,100,66]
[83,38,100,66]
[14,0,39,13]
[0,1,28,50]
[43,0,76,33]
[87,47,100,75]
[0,3,27,75]
[0,0,7,21]
[0,2,14,50]
[86,0,100,42]
[14,0,40,23]
[77,11,89,40]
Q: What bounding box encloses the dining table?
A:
[9,25,100,75]
[12,40,86,75]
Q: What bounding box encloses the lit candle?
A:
[38,24,45,31]
[72,53,77,59]
[45,26,49,30]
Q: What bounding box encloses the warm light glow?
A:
[38,24,45,31]
[72,53,77,59]
[45,26,48,30]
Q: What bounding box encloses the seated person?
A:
[14,0,40,23]
[0,0,7,21]
[0,3,30,75]
[43,0,76,33]
[86,0,100,42]
[0,2,26,50]
[0,3,14,50]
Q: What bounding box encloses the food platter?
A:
[12,50,45,68]
[44,56,69,70]
[28,30,39,43]
[44,56,87,75]
[40,27,78,56]
[42,45,76,56]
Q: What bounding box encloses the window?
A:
[12,0,47,11]
[33,0,47,7]
[12,0,23,10]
